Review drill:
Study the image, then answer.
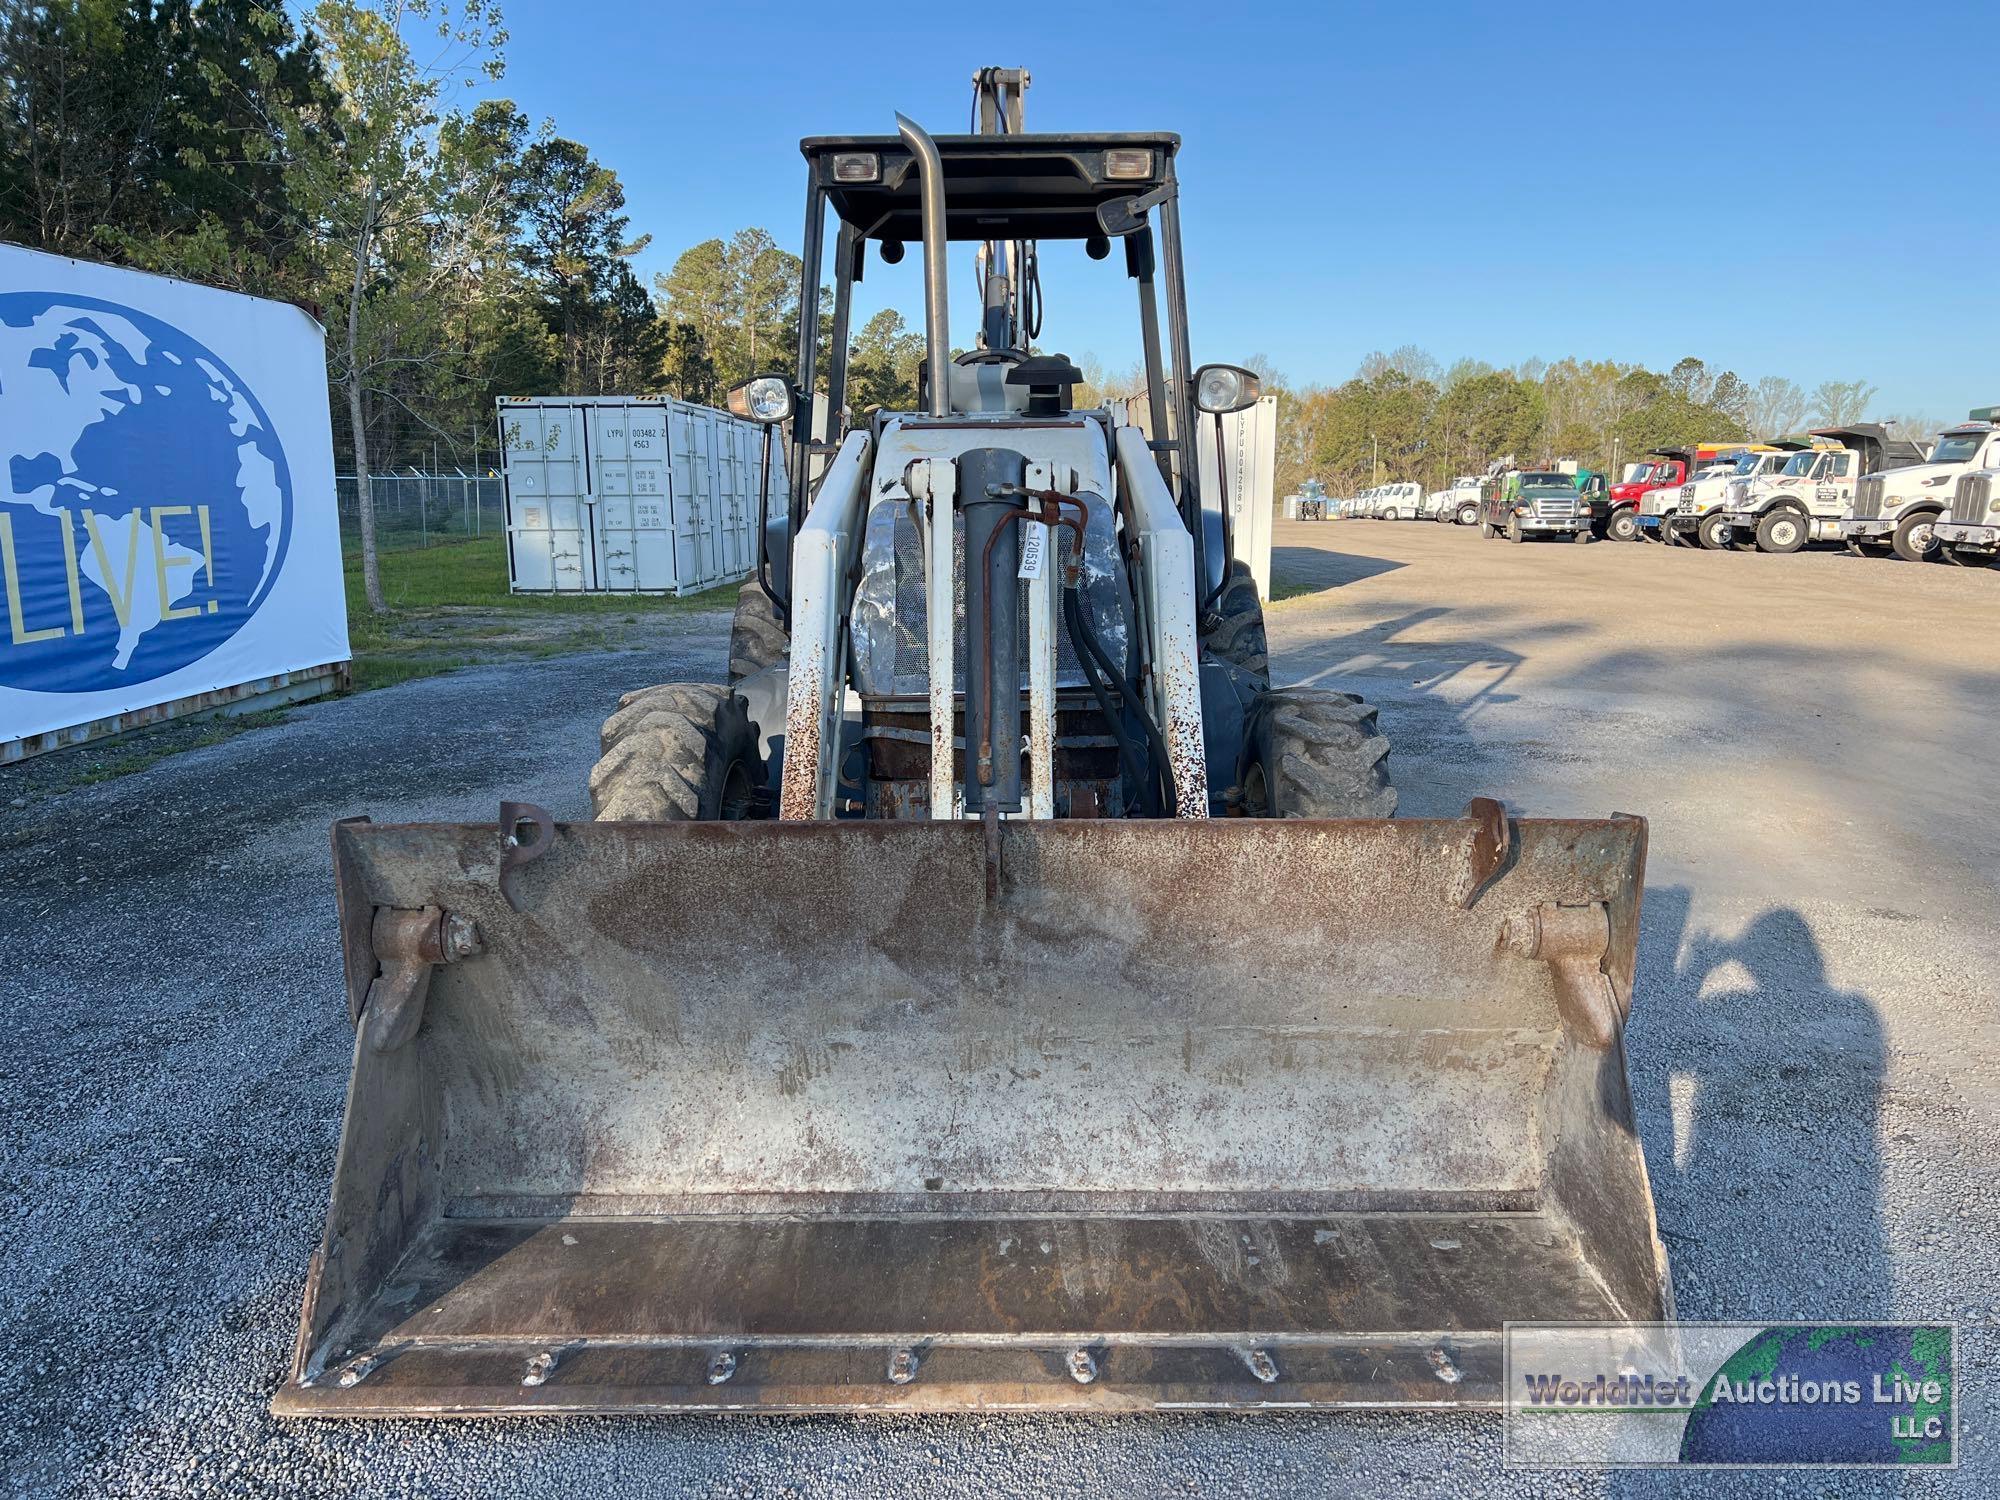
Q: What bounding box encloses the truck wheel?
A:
[1201,561,1270,689]
[1506,516,1524,543]
[590,683,768,822]
[1892,510,1941,563]
[728,576,789,683]
[1382,508,1399,521]
[1659,525,1681,547]
[1943,547,1992,568]
[1696,513,1734,551]
[1756,510,1807,554]
[1238,687,1395,819]
[1607,508,1639,543]
[1457,503,1479,526]
[1571,527,1590,544]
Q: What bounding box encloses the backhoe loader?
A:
[277,69,1669,1417]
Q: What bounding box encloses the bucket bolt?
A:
[1066,1348,1098,1385]
[887,1348,920,1385]
[706,1351,738,1386]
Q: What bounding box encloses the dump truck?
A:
[1841,411,1995,561]
[277,69,1669,1419]
[1631,443,1746,540]
[1933,465,2000,566]
[1715,426,1928,554]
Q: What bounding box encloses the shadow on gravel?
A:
[1269,543,1406,601]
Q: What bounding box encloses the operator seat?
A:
[943,349,1028,414]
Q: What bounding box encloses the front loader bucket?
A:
[277,808,1669,1416]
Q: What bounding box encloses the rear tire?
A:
[728,576,789,683]
[1892,510,1940,563]
[1607,508,1639,543]
[1756,509,1807,554]
[1201,561,1270,689]
[1696,513,1734,551]
[1239,687,1395,819]
[590,683,768,822]
[1479,518,1496,538]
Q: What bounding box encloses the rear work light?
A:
[831,153,880,183]
[1104,148,1153,180]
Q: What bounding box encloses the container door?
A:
[500,403,592,592]
[670,407,719,592]
[587,403,675,592]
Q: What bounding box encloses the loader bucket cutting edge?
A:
[276,812,1669,1416]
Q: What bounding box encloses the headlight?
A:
[1104,148,1154,180]
[1194,363,1261,414]
[1988,499,2000,515]
[726,374,793,424]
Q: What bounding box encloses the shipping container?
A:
[497,396,789,595]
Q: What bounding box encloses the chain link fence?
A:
[337,473,506,552]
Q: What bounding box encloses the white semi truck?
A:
[1933,466,2000,567]
[1714,425,1928,554]
[1648,445,1785,549]
[1438,474,1482,525]
[1840,410,1994,561]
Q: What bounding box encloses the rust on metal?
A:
[1451,795,1512,908]
[497,801,555,910]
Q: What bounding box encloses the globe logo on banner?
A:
[0,291,295,692]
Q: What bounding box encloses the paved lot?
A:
[3,524,1994,1496]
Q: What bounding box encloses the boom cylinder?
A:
[960,447,1025,813]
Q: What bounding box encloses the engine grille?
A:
[1950,471,1994,526]
[1851,474,1886,521]
[1533,497,1577,520]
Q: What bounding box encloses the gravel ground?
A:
[2,528,1993,1496]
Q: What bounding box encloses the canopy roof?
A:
[800,132,1180,242]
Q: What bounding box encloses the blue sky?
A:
[491,0,1994,420]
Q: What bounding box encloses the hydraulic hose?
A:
[1064,583,1178,817]
[1064,584,1155,816]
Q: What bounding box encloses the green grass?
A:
[339,537,738,694]
[342,535,738,615]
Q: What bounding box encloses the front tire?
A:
[590,683,768,822]
[1943,547,1992,568]
[1892,510,1940,563]
[1457,503,1479,526]
[728,576,789,683]
[1238,687,1395,819]
[1201,560,1270,689]
[1607,508,1639,543]
[1756,509,1807,554]
[1506,515,1524,543]
[1696,513,1734,551]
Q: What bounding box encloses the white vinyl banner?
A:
[0,244,348,741]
